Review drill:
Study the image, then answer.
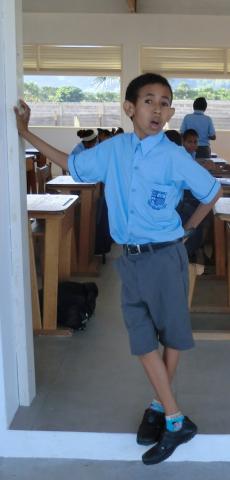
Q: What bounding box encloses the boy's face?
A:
[123,83,175,139]
[183,135,198,155]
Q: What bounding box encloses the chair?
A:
[26,155,37,193]
[188,263,204,308]
[36,163,52,193]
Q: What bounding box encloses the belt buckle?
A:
[127,244,141,255]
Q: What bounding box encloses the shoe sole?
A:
[136,437,158,446]
[142,429,197,465]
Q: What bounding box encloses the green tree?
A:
[54,86,84,102]
[24,82,42,102]
[40,86,57,101]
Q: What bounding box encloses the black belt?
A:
[123,238,182,255]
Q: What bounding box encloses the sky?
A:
[24,75,120,91]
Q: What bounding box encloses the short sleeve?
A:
[68,139,112,183]
[174,150,221,204]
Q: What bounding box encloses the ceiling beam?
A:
[127,0,137,13]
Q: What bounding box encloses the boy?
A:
[180,129,203,261]
[14,73,221,464]
[180,97,216,159]
[182,128,199,159]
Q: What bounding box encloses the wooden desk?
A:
[26,148,46,167]
[214,178,230,277]
[27,194,79,334]
[46,176,100,276]
[214,197,230,307]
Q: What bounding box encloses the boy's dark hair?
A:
[165,129,182,146]
[125,73,173,104]
[193,97,207,111]
[182,129,199,141]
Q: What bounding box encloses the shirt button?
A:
[131,188,136,192]
[130,210,134,214]
[134,166,139,170]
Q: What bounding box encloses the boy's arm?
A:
[14,99,68,172]
[184,187,222,232]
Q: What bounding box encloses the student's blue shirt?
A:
[71,139,99,155]
[180,110,216,146]
[68,131,220,244]
[71,142,86,155]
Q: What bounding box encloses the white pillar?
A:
[0,0,35,429]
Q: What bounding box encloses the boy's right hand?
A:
[14,99,31,136]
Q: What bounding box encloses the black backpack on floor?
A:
[39,281,98,331]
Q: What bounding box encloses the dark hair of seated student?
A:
[165,129,182,146]
[97,128,112,143]
[77,129,98,148]
[182,129,199,158]
[113,127,124,136]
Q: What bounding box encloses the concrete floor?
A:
[10,244,230,434]
[1,459,230,480]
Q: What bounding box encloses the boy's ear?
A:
[167,107,175,122]
[123,100,135,119]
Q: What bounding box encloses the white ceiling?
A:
[22,0,230,16]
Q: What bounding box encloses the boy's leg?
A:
[140,349,197,466]
[153,347,180,401]
[139,349,179,415]
[137,347,180,445]
[162,347,180,382]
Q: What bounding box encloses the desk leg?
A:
[227,224,230,306]
[28,221,42,330]
[214,216,226,277]
[43,217,60,330]
[77,189,99,275]
[59,208,74,279]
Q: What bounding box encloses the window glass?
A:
[169,78,230,130]
[24,75,121,127]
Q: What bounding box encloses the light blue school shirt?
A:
[71,142,85,155]
[71,139,99,155]
[180,110,216,146]
[68,131,220,245]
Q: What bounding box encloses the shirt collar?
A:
[132,131,164,156]
[194,110,204,115]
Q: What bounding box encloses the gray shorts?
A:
[115,241,194,355]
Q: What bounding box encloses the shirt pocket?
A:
[147,183,177,220]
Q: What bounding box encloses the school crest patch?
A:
[148,189,167,210]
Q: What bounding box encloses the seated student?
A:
[165,129,182,146]
[182,128,199,160]
[180,97,216,159]
[71,129,98,155]
[113,126,124,136]
[179,129,204,261]
[97,128,112,143]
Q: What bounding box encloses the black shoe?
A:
[142,416,197,465]
[136,409,165,445]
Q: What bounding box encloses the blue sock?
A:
[150,399,165,414]
[166,413,184,432]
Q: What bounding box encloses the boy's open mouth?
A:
[150,120,160,127]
